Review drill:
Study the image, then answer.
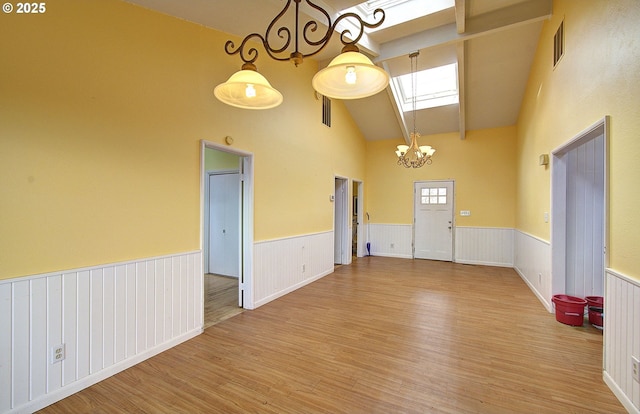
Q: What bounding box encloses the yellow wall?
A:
[0,0,366,279]
[516,0,640,278]
[366,126,517,227]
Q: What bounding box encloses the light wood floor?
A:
[39,257,624,413]
[204,274,243,329]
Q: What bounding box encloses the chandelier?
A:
[396,51,436,168]
[214,0,390,110]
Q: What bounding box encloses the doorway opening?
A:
[551,117,608,299]
[201,141,255,328]
[352,180,364,259]
[334,176,350,265]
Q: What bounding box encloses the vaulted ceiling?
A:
[123,0,552,141]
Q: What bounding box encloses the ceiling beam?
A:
[456,42,466,140]
[454,0,466,139]
[374,0,552,63]
[382,61,410,144]
[455,0,466,34]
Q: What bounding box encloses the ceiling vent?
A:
[553,20,565,67]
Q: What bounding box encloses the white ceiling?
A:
[123,0,552,141]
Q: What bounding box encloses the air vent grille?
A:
[553,20,564,67]
[321,95,331,127]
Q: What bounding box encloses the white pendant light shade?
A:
[214,66,283,110]
[312,51,390,99]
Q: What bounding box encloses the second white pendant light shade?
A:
[312,50,390,100]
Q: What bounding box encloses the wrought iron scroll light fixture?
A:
[396,51,436,168]
[214,0,390,110]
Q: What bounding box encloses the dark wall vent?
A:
[554,20,565,67]
[322,95,331,127]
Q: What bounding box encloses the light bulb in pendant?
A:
[345,66,357,85]
[245,83,256,98]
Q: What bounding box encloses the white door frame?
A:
[353,179,364,257]
[200,140,255,309]
[334,176,350,265]
[551,116,609,298]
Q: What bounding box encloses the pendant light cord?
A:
[410,51,419,139]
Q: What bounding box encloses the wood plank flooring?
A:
[204,274,243,329]
[39,257,625,413]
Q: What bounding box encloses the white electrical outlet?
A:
[51,344,65,364]
[632,356,640,383]
[460,210,471,216]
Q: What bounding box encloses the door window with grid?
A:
[421,187,448,205]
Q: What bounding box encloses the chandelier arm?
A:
[260,27,296,62]
[264,0,295,56]
[224,36,263,64]
[222,2,385,64]
[300,0,332,48]
[332,8,385,46]
[223,0,297,64]
[300,6,386,58]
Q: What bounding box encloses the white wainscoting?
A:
[603,269,640,414]
[369,224,516,266]
[253,231,334,308]
[0,251,203,414]
[455,227,514,267]
[514,230,552,311]
[367,224,413,258]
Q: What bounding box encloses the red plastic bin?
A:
[552,295,587,326]
[585,296,604,329]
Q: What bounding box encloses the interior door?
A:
[208,172,240,277]
[334,177,349,265]
[414,181,454,261]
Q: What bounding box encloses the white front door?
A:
[414,181,454,261]
[208,172,240,277]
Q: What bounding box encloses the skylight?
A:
[394,63,459,111]
[343,0,454,31]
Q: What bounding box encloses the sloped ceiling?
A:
[123,0,551,141]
